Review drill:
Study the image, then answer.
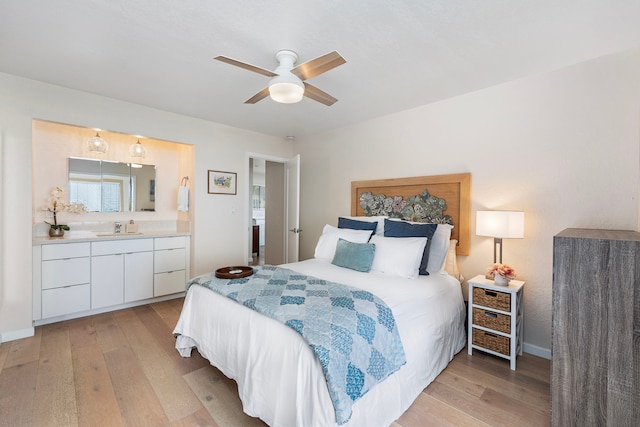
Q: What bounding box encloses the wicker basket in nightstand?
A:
[472,329,510,355]
[472,307,511,334]
[467,275,525,370]
[472,287,511,312]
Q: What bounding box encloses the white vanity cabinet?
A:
[38,242,91,318]
[91,239,154,309]
[33,233,190,325]
[154,236,188,296]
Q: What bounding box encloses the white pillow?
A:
[314,224,374,260]
[426,224,453,273]
[338,215,387,235]
[369,235,427,279]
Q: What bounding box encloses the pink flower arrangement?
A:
[487,263,516,280]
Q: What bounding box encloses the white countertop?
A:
[33,230,190,245]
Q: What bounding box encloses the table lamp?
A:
[476,210,524,264]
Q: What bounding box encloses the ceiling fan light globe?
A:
[269,82,304,103]
[268,74,304,103]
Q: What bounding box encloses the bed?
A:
[174,173,471,426]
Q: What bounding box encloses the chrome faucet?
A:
[114,222,122,234]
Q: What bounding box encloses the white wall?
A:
[295,47,640,355]
[0,72,293,341]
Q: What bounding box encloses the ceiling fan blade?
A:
[214,56,277,77]
[245,87,270,104]
[303,82,338,106]
[291,51,346,80]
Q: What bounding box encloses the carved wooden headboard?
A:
[351,173,471,255]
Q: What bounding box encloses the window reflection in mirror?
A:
[68,158,156,212]
[68,158,101,212]
[101,161,130,212]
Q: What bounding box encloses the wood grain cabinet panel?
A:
[552,228,640,426]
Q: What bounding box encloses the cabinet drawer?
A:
[154,270,186,296]
[473,287,511,312]
[42,257,90,290]
[472,328,510,356]
[42,242,90,260]
[472,307,511,334]
[92,238,153,256]
[154,248,186,273]
[154,236,186,250]
[42,284,90,318]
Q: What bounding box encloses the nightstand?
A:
[467,274,524,370]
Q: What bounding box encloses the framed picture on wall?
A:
[208,170,237,195]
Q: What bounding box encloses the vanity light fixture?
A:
[129,139,147,158]
[87,131,109,153]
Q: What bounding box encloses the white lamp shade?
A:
[268,74,305,103]
[476,211,524,238]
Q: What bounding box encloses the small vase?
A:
[494,274,509,286]
[49,228,65,238]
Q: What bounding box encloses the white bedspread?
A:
[174,259,466,427]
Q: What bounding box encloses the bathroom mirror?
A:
[68,157,156,212]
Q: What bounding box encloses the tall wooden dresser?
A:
[552,228,640,426]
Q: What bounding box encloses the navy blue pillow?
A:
[337,217,377,239]
[384,219,437,275]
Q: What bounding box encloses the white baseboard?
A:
[524,342,551,360]
[1,327,35,343]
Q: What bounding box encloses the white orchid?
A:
[44,186,86,230]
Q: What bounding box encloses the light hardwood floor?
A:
[0,298,550,426]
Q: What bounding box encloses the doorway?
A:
[246,154,300,266]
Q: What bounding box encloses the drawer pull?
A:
[484,312,498,318]
[484,332,498,338]
[485,290,497,297]
[167,270,174,273]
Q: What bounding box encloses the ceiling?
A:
[1,1,640,139]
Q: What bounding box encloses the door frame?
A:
[244,152,294,264]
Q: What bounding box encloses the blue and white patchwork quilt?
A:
[188,265,406,425]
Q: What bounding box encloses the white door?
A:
[285,154,301,263]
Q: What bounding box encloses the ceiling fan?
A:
[214,50,346,106]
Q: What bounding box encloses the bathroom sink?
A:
[95,232,144,237]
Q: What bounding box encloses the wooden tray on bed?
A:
[215,266,254,279]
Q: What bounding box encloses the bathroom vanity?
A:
[32,231,190,325]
